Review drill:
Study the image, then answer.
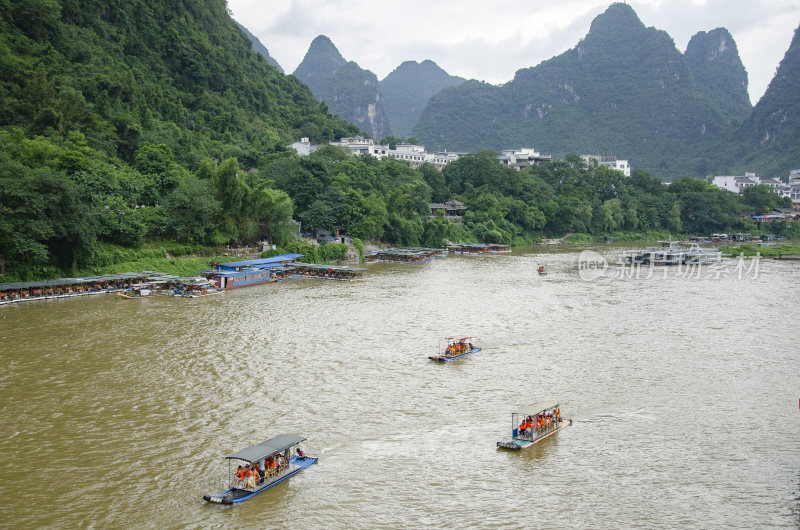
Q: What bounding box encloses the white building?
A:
[789,169,800,209]
[580,154,631,176]
[288,137,315,156]
[712,173,759,193]
[712,172,792,197]
[760,177,788,196]
[327,136,460,169]
[387,143,427,167]
[332,136,376,156]
[499,147,552,171]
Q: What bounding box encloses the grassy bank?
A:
[719,243,800,258]
[563,230,676,244]
[262,241,350,263]
[1,241,245,282]
[74,242,351,279]
[2,239,355,283]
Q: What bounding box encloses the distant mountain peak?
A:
[389,59,451,77]
[685,28,741,65]
[381,60,465,138]
[293,35,346,82]
[684,27,750,121]
[293,35,391,140]
[414,2,758,178]
[308,35,341,56]
[588,2,645,36]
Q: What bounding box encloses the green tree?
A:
[742,184,784,215]
[250,184,294,246]
[164,176,222,243]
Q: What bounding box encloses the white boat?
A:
[623,241,722,266]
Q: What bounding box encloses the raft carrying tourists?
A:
[428,335,481,362]
[497,401,571,450]
[203,434,316,504]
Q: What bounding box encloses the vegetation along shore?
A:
[1,2,798,283]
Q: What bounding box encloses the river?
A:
[1,247,798,528]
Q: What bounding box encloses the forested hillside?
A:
[236,21,284,73]
[413,3,759,179]
[0,0,358,277]
[0,0,793,283]
[722,23,800,177]
[380,60,464,138]
[683,28,750,124]
[293,35,392,140]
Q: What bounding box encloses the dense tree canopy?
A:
[0,0,791,281]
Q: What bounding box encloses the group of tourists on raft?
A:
[232,448,303,490]
[518,408,560,439]
[444,340,474,357]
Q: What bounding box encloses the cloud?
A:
[229,0,800,104]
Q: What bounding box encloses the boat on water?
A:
[537,264,547,275]
[623,241,722,266]
[117,286,153,298]
[774,253,800,261]
[174,278,222,297]
[203,434,316,505]
[429,335,481,362]
[448,243,510,254]
[497,401,571,450]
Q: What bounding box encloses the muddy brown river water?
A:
[1,247,799,528]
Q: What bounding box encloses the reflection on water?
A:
[1,248,799,527]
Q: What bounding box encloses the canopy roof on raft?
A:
[0,272,178,292]
[216,254,303,269]
[292,262,367,272]
[516,401,559,416]
[451,243,508,249]
[225,434,306,463]
[212,265,282,277]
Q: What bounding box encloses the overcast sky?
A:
[228,0,800,106]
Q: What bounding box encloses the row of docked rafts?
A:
[623,240,723,266]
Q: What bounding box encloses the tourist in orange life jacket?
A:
[234,465,246,488]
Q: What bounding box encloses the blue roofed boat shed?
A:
[215,254,303,271]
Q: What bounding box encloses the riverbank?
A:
[1,239,356,283]
[719,243,800,258]
[5,234,796,284]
